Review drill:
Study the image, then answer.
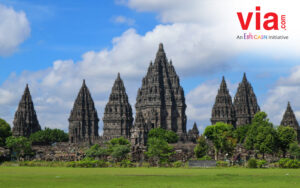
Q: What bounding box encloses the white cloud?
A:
[0,4,30,56]
[263,66,300,125]
[113,16,135,26]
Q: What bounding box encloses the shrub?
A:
[198,155,212,161]
[194,135,208,159]
[119,159,133,168]
[172,161,184,168]
[216,161,229,167]
[257,159,267,168]
[247,158,257,168]
[278,158,300,168]
[85,144,108,160]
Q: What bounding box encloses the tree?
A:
[194,135,208,159]
[30,128,68,145]
[234,124,250,143]
[111,145,130,162]
[85,144,109,160]
[0,118,11,146]
[107,137,130,162]
[148,128,178,143]
[145,137,174,166]
[289,142,300,160]
[204,122,236,160]
[245,112,278,158]
[277,126,296,157]
[6,136,32,160]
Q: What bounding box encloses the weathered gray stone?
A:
[211,76,236,126]
[12,84,41,137]
[233,73,260,127]
[103,73,133,140]
[187,122,199,142]
[68,80,99,144]
[134,43,187,142]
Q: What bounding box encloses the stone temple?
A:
[12,84,41,137]
[103,73,133,140]
[211,76,236,126]
[211,74,260,127]
[280,102,300,142]
[68,80,99,144]
[135,43,187,139]
[233,73,260,127]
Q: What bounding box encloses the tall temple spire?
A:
[135,43,187,140]
[280,102,300,142]
[69,80,99,144]
[233,73,260,127]
[103,73,133,140]
[211,76,236,126]
[12,84,41,137]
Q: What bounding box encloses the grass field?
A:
[0,167,300,188]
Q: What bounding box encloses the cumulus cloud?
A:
[0,4,30,56]
[263,66,300,125]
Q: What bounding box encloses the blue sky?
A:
[0,0,300,133]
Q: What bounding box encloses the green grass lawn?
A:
[0,167,300,188]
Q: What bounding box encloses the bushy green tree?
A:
[204,122,236,160]
[85,144,109,160]
[107,137,130,162]
[148,128,178,143]
[244,112,279,158]
[234,124,250,143]
[289,142,300,160]
[194,135,208,159]
[145,137,174,166]
[0,118,11,146]
[277,126,296,157]
[30,128,68,145]
[6,136,32,160]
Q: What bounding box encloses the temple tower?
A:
[187,122,199,142]
[211,76,236,126]
[280,102,300,142]
[233,73,260,127]
[12,84,41,137]
[69,80,99,144]
[103,73,133,140]
[135,43,187,138]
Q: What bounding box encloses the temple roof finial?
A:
[159,43,164,51]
